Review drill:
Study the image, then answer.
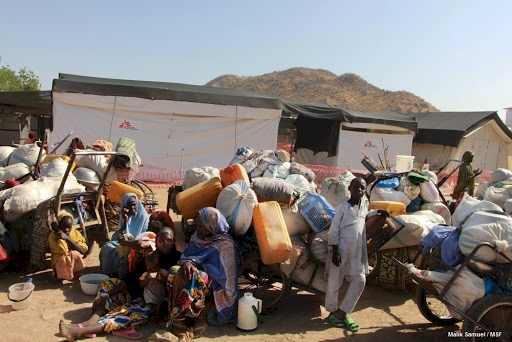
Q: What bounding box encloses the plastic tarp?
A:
[52,92,281,170]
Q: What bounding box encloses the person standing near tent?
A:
[452,150,482,201]
[325,177,370,332]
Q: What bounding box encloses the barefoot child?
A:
[48,214,88,283]
[325,177,388,332]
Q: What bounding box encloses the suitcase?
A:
[176,177,223,220]
[219,164,250,188]
[252,201,292,265]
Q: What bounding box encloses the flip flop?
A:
[342,317,360,332]
[112,327,143,340]
[77,323,96,338]
[328,314,344,327]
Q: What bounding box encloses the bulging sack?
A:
[182,166,220,190]
[8,143,45,166]
[459,210,512,264]
[216,180,258,236]
[452,193,503,227]
[251,178,295,206]
[380,210,445,250]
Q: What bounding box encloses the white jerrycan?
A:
[237,292,262,331]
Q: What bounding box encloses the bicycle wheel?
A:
[415,286,461,326]
[239,261,292,315]
[461,292,512,342]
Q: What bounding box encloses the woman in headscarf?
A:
[167,207,242,340]
[59,226,181,341]
[452,150,482,201]
[99,193,149,277]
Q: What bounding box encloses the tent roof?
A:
[54,73,285,111]
[0,90,52,116]
[279,99,418,131]
[407,111,512,147]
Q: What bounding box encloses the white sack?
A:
[40,158,70,178]
[291,259,327,293]
[397,177,420,201]
[482,186,511,209]
[263,162,290,179]
[282,209,311,236]
[459,210,512,264]
[380,210,445,250]
[215,180,257,236]
[74,149,108,177]
[474,182,491,198]
[0,163,31,182]
[309,229,329,263]
[452,193,503,227]
[182,166,220,190]
[406,263,485,320]
[504,199,512,214]
[0,146,16,167]
[369,185,411,205]
[280,235,308,276]
[490,168,512,183]
[421,170,438,185]
[421,202,452,226]
[284,174,311,196]
[420,179,441,203]
[320,175,353,209]
[2,175,85,223]
[8,143,46,166]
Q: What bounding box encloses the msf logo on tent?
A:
[363,140,377,148]
[119,120,139,131]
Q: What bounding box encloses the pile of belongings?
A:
[474,168,512,212]
[176,147,341,293]
[366,169,453,225]
[0,143,46,190]
[402,192,512,320]
[0,136,140,225]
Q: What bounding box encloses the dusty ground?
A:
[0,185,461,342]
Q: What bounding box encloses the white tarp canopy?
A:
[52,92,281,170]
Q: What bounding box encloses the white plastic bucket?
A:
[8,282,35,310]
[395,155,415,172]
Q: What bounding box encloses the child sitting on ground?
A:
[139,251,168,317]
[47,213,88,284]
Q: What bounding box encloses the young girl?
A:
[47,213,88,283]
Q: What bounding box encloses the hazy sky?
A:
[2,1,511,115]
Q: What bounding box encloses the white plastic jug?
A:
[237,292,262,331]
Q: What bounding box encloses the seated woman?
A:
[46,213,88,284]
[59,226,180,341]
[99,193,149,277]
[166,207,242,340]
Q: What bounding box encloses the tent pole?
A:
[180,148,184,179]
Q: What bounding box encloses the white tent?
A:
[410,111,512,172]
[291,110,417,171]
[51,74,282,170]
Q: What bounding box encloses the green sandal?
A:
[328,314,344,327]
[342,317,360,332]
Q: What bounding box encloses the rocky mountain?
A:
[206,67,438,113]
